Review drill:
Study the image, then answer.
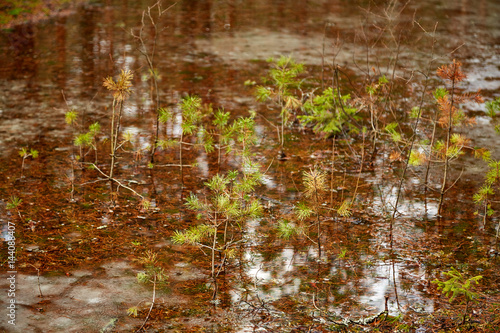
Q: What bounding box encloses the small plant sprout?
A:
[102,68,133,181]
[298,87,360,212]
[408,149,426,166]
[337,199,353,218]
[384,122,402,143]
[172,171,262,300]
[209,107,232,170]
[473,152,500,227]
[473,185,494,227]
[156,95,205,185]
[131,250,168,330]
[432,267,482,324]
[485,96,500,118]
[299,87,359,136]
[141,199,152,212]
[64,109,102,201]
[65,109,78,125]
[277,220,304,240]
[73,122,101,163]
[256,55,304,158]
[18,147,38,177]
[294,168,328,259]
[338,248,347,259]
[231,112,259,158]
[7,196,23,221]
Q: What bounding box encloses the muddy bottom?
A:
[2,0,500,332]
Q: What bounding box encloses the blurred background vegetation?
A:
[0,0,79,28]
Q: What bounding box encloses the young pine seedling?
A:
[73,122,101,164]
[299,87,359,136]
[202,106,233,170]
[485,96,500,119]
[256,55,304,158]
[18,147,38,178]
[64,109,102,201]
[7,195,23,221]
[432,266,482,325]
[172,171,262,300]
[156,95,206,185]
[290,168,329,260]
[81,68,149,207]
[129,250,168,330]
[298,80,363,217]
[472,150,500,227]
[102,69,133,183]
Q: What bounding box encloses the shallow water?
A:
[1,0,500,332]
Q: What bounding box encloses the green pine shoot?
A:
[18,147,39,177]
[485,97,500,118]
[255,55,304,152]
[277,220,303,240]
[299,87,359,136]
[6,196,22,210]
[432,267,482,324]
[65,110,78,125]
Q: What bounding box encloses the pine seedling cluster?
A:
[62,68,147,207]
[172,170,262,287]
[299,87,359,136]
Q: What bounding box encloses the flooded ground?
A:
[1,0,500,332]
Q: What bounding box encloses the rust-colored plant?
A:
[435,60,483,216]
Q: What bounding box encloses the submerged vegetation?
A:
[2,0,500,332]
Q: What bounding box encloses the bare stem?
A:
[438,78,456,216]
[389,74,429,246]
[136,274,156,333]
[29,264,43,298]
[330,137,335,216]
[132,1,177,164]
[179,132,184,187]
[352,131,366,203]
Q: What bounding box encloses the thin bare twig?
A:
[136,274,156,333]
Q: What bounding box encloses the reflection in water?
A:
[196,149,209,178]
[357,262,434,314]
[372,183,439,218]
[261,174,277,189]
[78,5,97,99]
[55,17,67,90]
[238,245,300,303]
[121,125,149,151]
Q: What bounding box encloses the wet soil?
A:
[1,0,500,332]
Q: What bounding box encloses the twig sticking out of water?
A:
[29,264,43,298]
[136,274,156,333]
